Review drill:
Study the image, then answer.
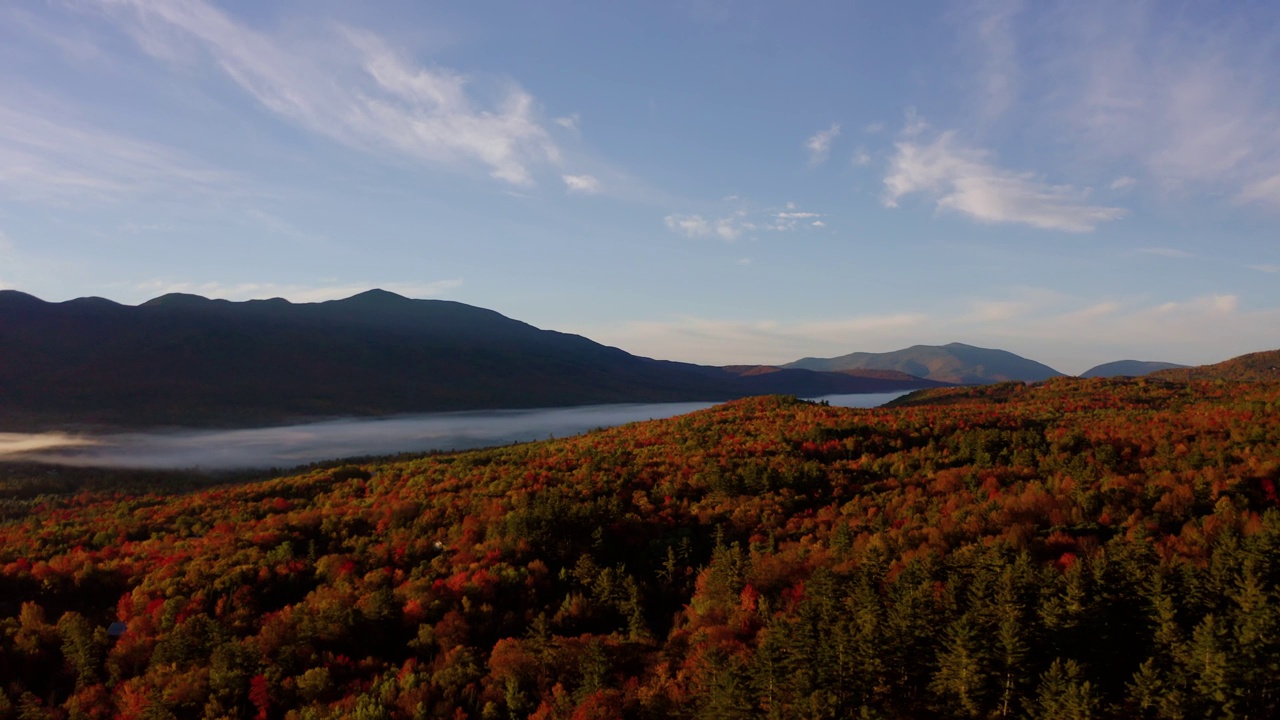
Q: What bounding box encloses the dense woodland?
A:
[1,377,1279,718]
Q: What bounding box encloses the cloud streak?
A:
[562,174,601,194]
[0,101,232,203]
[883,126,1125,231]
[806,123,841,166]
[96,0,564,187]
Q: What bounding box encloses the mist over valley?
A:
[0,392,911,470]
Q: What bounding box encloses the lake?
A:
[0,391,912,470]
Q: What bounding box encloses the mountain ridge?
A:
[786,341,1065,384]
[1080,359,1187,378]
[0,290,940,429]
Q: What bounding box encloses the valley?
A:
[1,376,1278,718]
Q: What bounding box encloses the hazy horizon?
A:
[0,286,1242,377]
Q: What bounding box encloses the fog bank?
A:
[0,392,909,470]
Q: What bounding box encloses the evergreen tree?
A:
[1030,658,1098,720]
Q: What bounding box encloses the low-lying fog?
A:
[0,392,911,470]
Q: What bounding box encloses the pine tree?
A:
[930,614,986,718]
[1029,658,1098,720]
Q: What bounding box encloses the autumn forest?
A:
[2,377,1280,719]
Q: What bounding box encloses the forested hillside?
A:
[1149,349,1280,382]
[1079,361,1186,379]
[2,378,1279,718]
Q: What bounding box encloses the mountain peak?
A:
[140,293,216,308]
[783,343,1064,384]
[0,290,46,306]
[337,289,412,305]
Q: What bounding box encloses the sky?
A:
[1,0,1279,375]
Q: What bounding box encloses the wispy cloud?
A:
[664,214,743,241]
[769,209,823,231]
[562,174,601,194]
[1008,3,1280,210]
[0,101,232,203]
[95,0,563,187]
[554,114,580,131]
[1110,176,1137,191]
[805,123,841,166]
[664,200,827,240]
[1137,247,1194,259]
[133,279,463,304]
[959,0,1023,121]
[883,123,1126,232]
[1250,264,1280,274]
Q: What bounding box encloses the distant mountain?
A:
[0,290,939,429]
[785,342,1064,384]
[1080,360,1187,378]
[719,366,951,396]
[1148,349,1280,382]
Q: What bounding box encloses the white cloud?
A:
[667,200,829,238]
[805,123,841,166]
[664,213,744,241]
[562,174,601,194]
[883,126,1126,231]
[714,218,741,241]
[554,114,580,131]
[853,147,871,166]
[864,123,885,133]
[96,0,560,186]
[1250,264,1280,274]
[769,209,824,231]
[0,101,232,203]
[1110,176,1137,190]
[664,214,711,237]
[134,279,463,303]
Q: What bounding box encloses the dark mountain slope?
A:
[1080,359,1187,378]
[0,290,939,428]
[785,342,1064,384]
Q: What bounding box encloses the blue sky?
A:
[2,0,1278,374]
